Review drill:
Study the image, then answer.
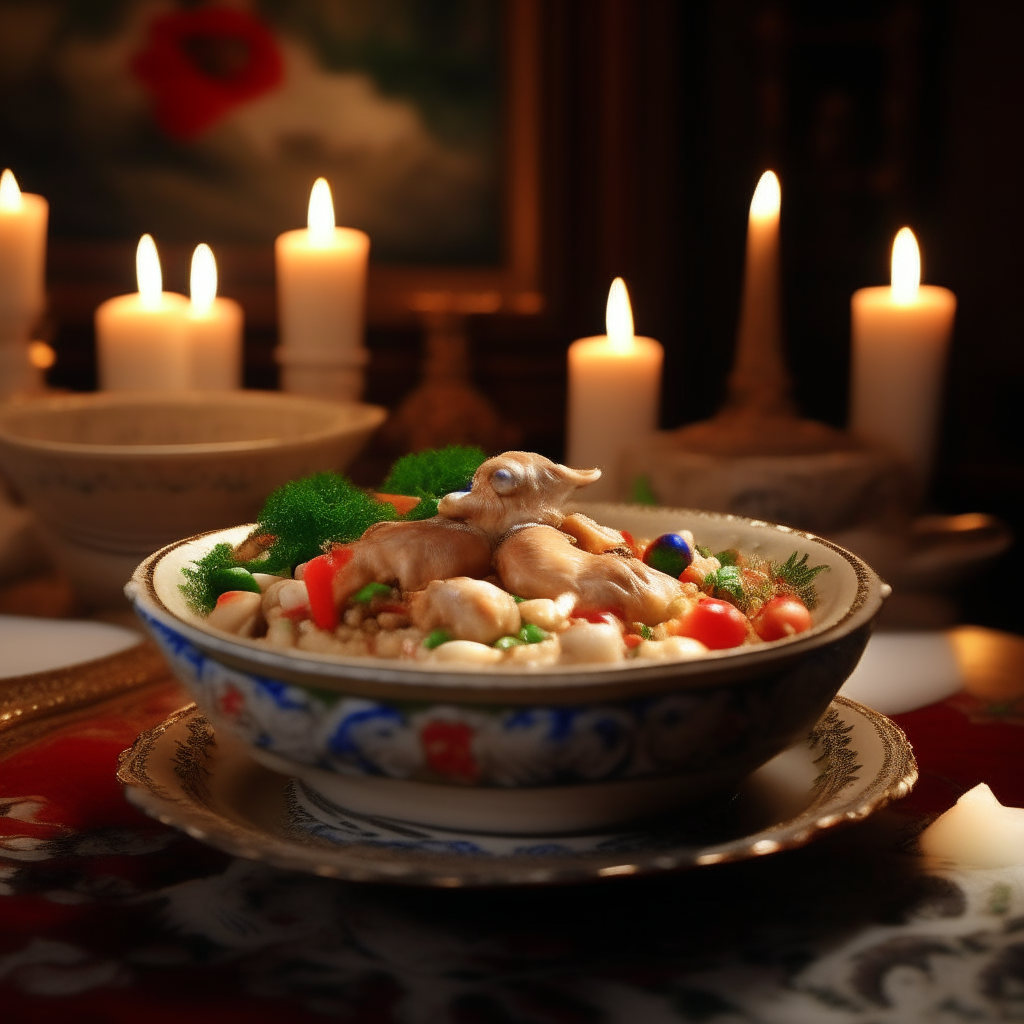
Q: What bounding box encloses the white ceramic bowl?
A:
[0,391,386,607]
[127,504,889,835]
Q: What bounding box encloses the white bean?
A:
[207,591,263,636]
[636,636,709,662]
[558,622,625,664]
[428,640,504,666]
[517,593,575,632]
[278,579,310,613]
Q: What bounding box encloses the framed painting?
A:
[0,0,541,325]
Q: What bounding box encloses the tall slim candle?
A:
[850,228,957,486]
[275,178,370,400]
[567,278,663,498]
[188,243,243,390]
[0,169,48,334]
[727,170,792,414]
[95,234,189,391]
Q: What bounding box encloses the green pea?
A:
[352,581,392,604]
[517,623,548,645]
[494,635,523,650]
[424,629,452,649]
[210,566,261,596]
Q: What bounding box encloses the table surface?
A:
[2,624,1024,1024]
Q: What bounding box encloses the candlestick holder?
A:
[275,344,369,403]
[380,299,519,454]
[0,319,47,400]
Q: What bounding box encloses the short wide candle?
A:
[567,278,663,499]
[849,228,956,485]
[96,234,189,391]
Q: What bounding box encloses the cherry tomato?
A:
[752,595,812,642]
[673,598,749,650]
[303,548,353,631]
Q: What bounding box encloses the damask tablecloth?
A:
[2,635,1024,1024]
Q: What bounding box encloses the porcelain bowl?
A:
[0,391,386,607]
[126,504,889,834]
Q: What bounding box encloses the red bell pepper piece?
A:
[302,548,353,632]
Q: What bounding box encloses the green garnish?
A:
[511,595,525,604]
[695,544,712,558]
[254,472,395,574]
[771,552,829,610]
[494,635,523,650]
[352,582,392,605]
[638,623,654,641]
[179,543,242,614]
[714,549,739,566]
[424,629,452,649]
[381,445,486,520]
[211,566,262,596]
[517,623,548,644]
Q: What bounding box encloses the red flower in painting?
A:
[132,8,283,142]
[420,720,480,783]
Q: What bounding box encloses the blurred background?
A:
[1,0,1020,632]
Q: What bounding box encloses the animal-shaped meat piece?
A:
[437,451,601,541]
[494,525,685,625]
[330,517,492,608]
[439,451,686,625]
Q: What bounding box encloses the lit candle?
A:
[275,178,370,400]
[726,170,792,414]
[849,228,957,486]
[567,278,663,499]
[919,783,1024,868]
[95,234,189,391]
[0,169,48,335]
[187,243,243,390]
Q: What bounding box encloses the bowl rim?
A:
[126,505,889,705]
[0,390,388,459]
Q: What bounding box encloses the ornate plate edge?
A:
[117,696,917,887]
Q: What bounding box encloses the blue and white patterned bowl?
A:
[126,504,889,834]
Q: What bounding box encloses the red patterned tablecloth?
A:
[2,629,1024,1023]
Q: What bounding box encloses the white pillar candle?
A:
[919,783,1024,868]
[187,243,243,390]
[275,178,370,400]
[727,170,791,413]
[0,169,48,335]
[567,278,663,499]
[849,228,957,486]
[95,234,189,391]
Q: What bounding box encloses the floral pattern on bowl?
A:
[139,605,863,789]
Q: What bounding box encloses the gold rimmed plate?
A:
[117,696,916,887]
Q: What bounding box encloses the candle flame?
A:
[0,168,22,212]
[750,170,781,221]
[891,227,920,304]
[136,234,162,308]
[190,243,218,315]
[606,277,635,352]
[307,177,335,245]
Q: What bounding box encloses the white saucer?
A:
[0,613,140,679]
[118,697,916,886]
